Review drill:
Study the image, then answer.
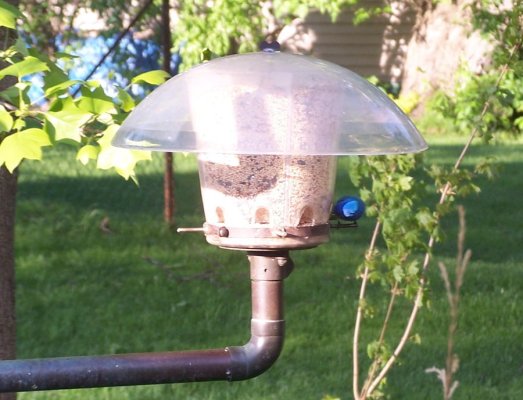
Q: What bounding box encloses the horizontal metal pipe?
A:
[0,251,293,393]
[0,350,232,391]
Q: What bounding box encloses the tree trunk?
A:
[162,0,175,226]
[400,0,493,115]
[0,167,17,400]
[1,1,20,398]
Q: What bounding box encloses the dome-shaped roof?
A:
[113,51,427,155]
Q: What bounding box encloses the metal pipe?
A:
[0,251,294,392]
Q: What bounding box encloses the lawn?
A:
[13,134,523,399]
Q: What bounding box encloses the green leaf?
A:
[407,260,419,277]
[44,99,93,142]
[0,105,13,132]
[410,333,421,345]
[353,8,370,25]
[367,340,380,359]
[359,188,372,202]
[44,79,80,97]
[117,88,135,113]
[12,117,25,131]
[14,37,28,56]
[392,265,404,282]
[55,52,79,60]
[0,56,49,79]
[0,128,51,172]
[398,176,413,191]
[78,86,116,115]
[96,124,151,181]
[0,0,21,29]
[200,48,215,62]
[0,86,17,104]
[25,47,72,89]
[76,144,100,165]
[416,209,435,231]
[84,80,101,89]
[131,70,170,86]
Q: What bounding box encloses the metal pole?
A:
[0,252,293,392]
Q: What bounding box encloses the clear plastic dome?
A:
[113,51,427,155]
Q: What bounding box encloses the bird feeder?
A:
[113,49,426,250]
[0,48,426,393]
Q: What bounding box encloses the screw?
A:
[276,258,287,267]
[272,228,287,238]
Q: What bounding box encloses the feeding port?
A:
[198,153,336,250]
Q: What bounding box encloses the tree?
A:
[400,0,492,100]
[0,4,168,399]
[0,161,16,400]
[350,2,522,398]
[0,2,20,400]
[399,0,522,123]
[171,0,387,69]
[19,0,162,57]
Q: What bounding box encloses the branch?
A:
[428,206,471,400]
[360,281,399,397]
[64,0,82,47]
[353,221,381,400]
[72,0,154,96]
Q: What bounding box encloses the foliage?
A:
[471,0,522,67]
[422,0,523,138]
[18,0,161,55]
[428,68,522,139]
[8,0,395,80]
[367,76,419,115]
[349,154,433,297]
[391,91,420,115]
[350,141,496,399]
[352,43,505,397]
[8,0,396,88]
[348,145,491,310]
[321,395,341,400]
[0,0,18,29]
[0,4,170,180]
[15,0,168,93]
[173,0,390,69]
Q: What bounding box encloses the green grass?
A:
[13,136,523,399]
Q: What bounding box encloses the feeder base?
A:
[203,223,330,251]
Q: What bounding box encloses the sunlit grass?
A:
[14,137,523,399]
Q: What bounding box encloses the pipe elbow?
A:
[227,321,285,380]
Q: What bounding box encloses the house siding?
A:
[280,1,416,83]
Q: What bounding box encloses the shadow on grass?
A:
[17,141,523,265]
[425,143,523,263]
[17,170,203,223]
[12,140,523,399]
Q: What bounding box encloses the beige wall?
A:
[279,1,416,84]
